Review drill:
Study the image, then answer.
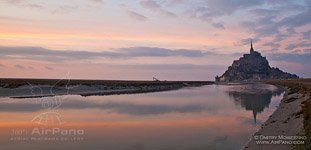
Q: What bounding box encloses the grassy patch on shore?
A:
[264,79,311,149]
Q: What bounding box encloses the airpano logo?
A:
[10,73,85,142]
[29,73,72,126]
[31,127,84,136]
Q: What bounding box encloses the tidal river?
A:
[0,83,284,150]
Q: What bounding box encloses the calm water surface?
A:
[0,84,284,150]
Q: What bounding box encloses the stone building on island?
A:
[215,41,299,82]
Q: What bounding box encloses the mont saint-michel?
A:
[215,41,299,82]
[1,0,310,149]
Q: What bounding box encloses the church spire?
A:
[250,39,254,53]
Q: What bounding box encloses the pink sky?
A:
[0,0,310,80]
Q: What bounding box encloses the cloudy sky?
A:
[0,0,310,80]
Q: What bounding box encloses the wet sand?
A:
[0,78,213,98]
[243,84,310,149]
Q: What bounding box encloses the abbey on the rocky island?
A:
[215,41,299,82]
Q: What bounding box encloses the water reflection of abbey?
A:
[227,85,284,123]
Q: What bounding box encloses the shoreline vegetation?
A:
[0,78,213,98]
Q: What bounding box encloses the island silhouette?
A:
[216,41,299,82]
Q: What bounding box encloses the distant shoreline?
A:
[0,78,213,98]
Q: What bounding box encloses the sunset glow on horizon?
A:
[0,0,310,80]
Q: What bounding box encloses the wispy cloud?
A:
[0,46,213,62]
[120,4,148,21]
[116,63,226,71]
[166,0,185,5]
[267,52,311,65]
[285,42,311,51]
[117,47,207,57]
[140,0,178,18]
[184,0,266,29]
[24,4,45,10]
[1,0,45,10]
[240,0,310,51]
[52,5,78,14]
[0,15,34,22]
[0,46,119,62]
[2,0,25,4]
[239,38,261,46]
[278,8,311,28]
[14,64,25,69]
[1,46,309,70]
[211,22,225,29]
[89,0,103,3]
[45,66,54,70]
[126,10,148,21]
